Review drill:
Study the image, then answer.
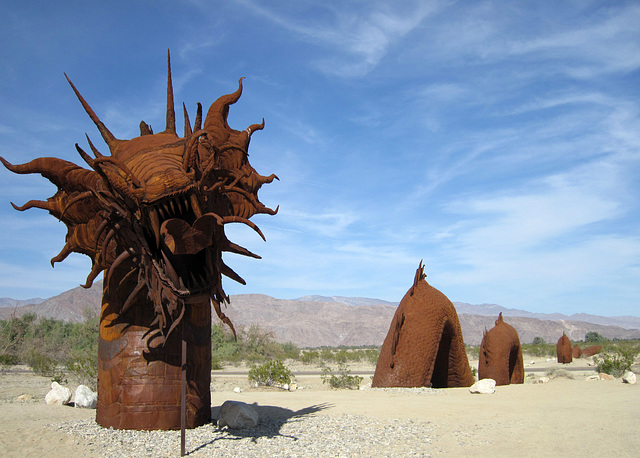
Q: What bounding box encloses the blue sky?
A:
[1,1,639,316]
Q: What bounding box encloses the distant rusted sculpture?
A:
[372,262,474,388]
[556,333,572,364]
[478,313,524,385]
[572,344,582,359]
[1,51,277,430]
[581,345,602,357]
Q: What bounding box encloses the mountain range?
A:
[1,283,639,347]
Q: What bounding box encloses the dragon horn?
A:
[64,74,119,152]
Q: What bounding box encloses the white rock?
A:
[535,377,550,384]
[74,385,97,409]
[217,400,259,429]
[599,373,615,381]
[469,378,496,394]
[282,383,289,391]
[45,382,72,406]
[233,387,242,393]
[622,371,637,384]
[288,383,297,391]
[586,375,600,381]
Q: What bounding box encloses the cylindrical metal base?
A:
[96,285,211,430]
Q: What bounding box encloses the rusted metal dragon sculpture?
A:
[1,51,277,430]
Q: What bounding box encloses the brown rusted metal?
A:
[478,313,525,385]
[2,50,277,430]
[372,262,474,388]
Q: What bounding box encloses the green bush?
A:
[594,344,639,377]
[66,354,98,390]
[466,345,480,359]
[585,332,608,344]
[300,350,319,365]
[364,349,380,365]
[248,359,294,388]
[521,342,556,357]
[321,362,363,389]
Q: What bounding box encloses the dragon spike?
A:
[194,102,203,131]
[64,73,119,151]
[85,135,105,158]
[164,49,176,135]
[243,118,265,144]
[81,260,105,289]
[183,103,192,137]
[76,143,95,167]
[1,155,95,195]
[203,77,244,133]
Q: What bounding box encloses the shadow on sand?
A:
[187,402,332,454]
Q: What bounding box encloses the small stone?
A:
[17,394,31,401]
[233,387,242,393]
[622,371,637,384]
[598,373,615,381]
[217,400,259,429]
[586,375,600,381]
[74,385,97,409]
[45,382,72,405]
[282,383,289,391]
[288,382,297,391]
[469,378,496,394]
[535,377,549,384]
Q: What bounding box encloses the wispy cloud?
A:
[235,0,441,76]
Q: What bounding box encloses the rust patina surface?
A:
[372,262,474,388]
[478,313,524,385]
[1,51,277,430]
[557,333,573,364]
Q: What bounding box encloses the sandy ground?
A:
[1,357,638,457]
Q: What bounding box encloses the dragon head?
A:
[1,51,277,346]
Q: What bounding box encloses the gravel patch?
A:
[51,412,436,457]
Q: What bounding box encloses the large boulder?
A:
[45,382,72,406]
[622,371,637,384]
[74,385,97,409]
[470,378,496,394]
[217,401,259,429]
[372,262,474,388]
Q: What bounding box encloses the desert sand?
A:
[1,357,638,457]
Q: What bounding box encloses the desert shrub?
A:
[532,337,546,345]
[281,341,300,360]
[594,343,639,377]
[66,354,97,390]
[521,342,555,358]
[321,362,363,389]
[585,332,608,344]
[248,359,294,388]
[466,345,480,359]
[242,324,286,364]
[364,348,380,365]
[300,350,319,365]
[319,348,334,363]
[546,368,574,380]
[0,353,19,366]
[26,349,66,383]
[334,349,349,363]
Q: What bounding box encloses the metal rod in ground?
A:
[181,327,187,456]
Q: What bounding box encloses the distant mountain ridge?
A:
[1,285,639,347]
[0,297,45,308]
[293,295,640,330]
[295,295,399,307]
